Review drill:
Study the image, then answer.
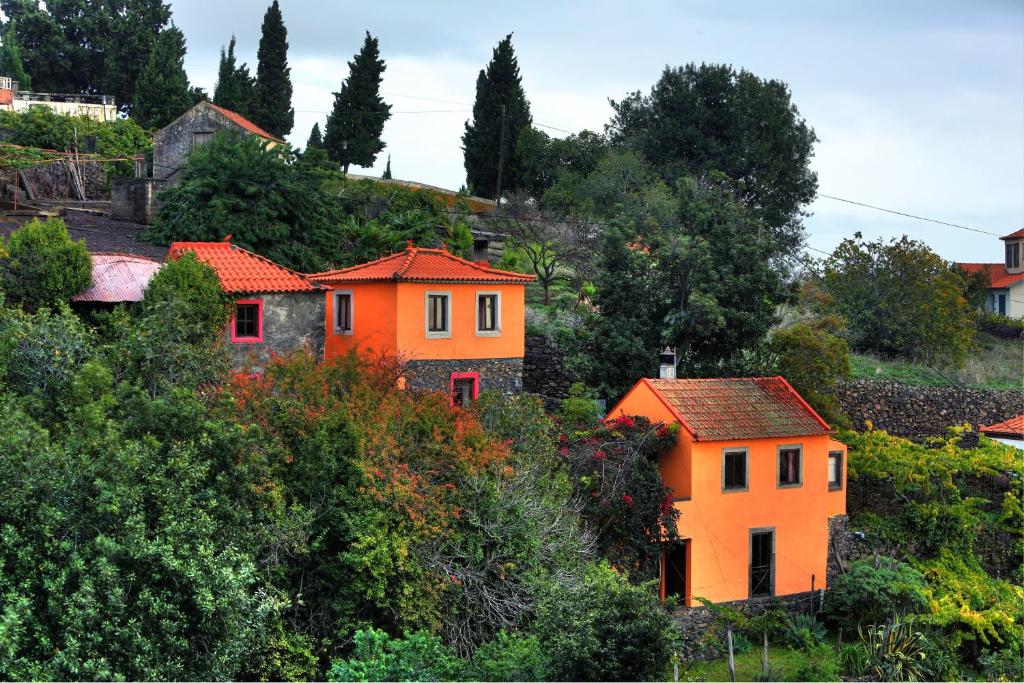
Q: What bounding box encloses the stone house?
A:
[957,228,1024,319]
[608,376,847,606]
[309,243,535,403]
[168,240,325,368]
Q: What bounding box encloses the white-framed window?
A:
[722,448,749,492]
[425,291,451,338]
[334,290,353,335]
[777,445,802,488]
[828,451,843,491]
[475,291,501,336]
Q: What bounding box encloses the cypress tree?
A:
[382,154,392,180]
[462,33,532,198]
[214,35,255,116]
[251,0,294,138]
[323,31,391,173]
[306,122,323,149]
[0,22,31,90]
[132,25,192,129]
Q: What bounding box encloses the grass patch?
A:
[682,644,830,682]
[851,333,1023,391]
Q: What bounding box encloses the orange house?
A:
[608,377,847,606]
[309,244,535,402]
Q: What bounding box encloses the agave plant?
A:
[859,620,928,682]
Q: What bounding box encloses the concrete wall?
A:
[225,291,325,369]
[405,357,524,396]
[110,177,165,224]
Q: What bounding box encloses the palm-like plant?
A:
[859,620,928,682]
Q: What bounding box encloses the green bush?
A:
[327,629,464,682]
[770,315,851,428]
[823,558,930,630]
[791,642,839,682]
[0,217,92,311]
[142,252,231,341]
[466,631,550,682]
[784,613,827,649]
[859,620,929,682]
[978,647,1024,682]
[837,641,871,677]
[559,382,601,428]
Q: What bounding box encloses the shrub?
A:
[978,647,1024,682]
[326,629,464,682]
[141,252,231,340]
[823,557,930,630]
[784,612,828,649]
[0,217,91,311]
[837,641,871,677]
[859,620,929,682]
[465,631,550,682]
[559,382,601,428]
[769,315,850,428]
[792,642,840,682]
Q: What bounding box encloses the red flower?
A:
[558,433,567,443]
[619,415,635,428]
[559,446,570,457]
[623,494,634,507]
[593,449,607,461]
[505,438,514,446]
[656,425,669,438]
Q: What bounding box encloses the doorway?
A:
[750,529,774,597]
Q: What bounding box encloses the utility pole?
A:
[494,103,506,204]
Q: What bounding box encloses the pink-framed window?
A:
[230,299,264,343]
[449,371,480,407]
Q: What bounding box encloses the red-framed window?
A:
[449,372,479,407]
[231,299,264,343]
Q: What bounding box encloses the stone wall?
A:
[405,357,523,395]
[523,334,572,409]
[225,291,325,369]
[836,379,1022,439]
[110,177,164,224]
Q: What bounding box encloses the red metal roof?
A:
[310,244,536,284]
[980,415,1024,438]
[956,262,1024,289]
[207,102,285,144]
[639,376,832,441]
[1000,228,1024,240]
[72,253,162,303]
[168,241,322,293]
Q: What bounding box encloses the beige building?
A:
[0,77,118,121]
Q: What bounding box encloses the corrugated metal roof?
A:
[642,376,832,441]
[168,241,323,293]
[980,415,1024,438]
[310,244,535,284]
[72,253,162,303]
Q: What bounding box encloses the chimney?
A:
[659,346,677,379]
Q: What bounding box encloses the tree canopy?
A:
[251,0,294,138]
[213,34,255,117]
[132,25,193,129]
[324,31,392,172]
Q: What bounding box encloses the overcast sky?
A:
[170,0,1024,263]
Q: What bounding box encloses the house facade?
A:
[1,76,117,121]
[957,228,1024,319]
[168,241,325,368]
[608,377,847,606]
[309,244,534,402]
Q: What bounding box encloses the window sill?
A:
[777,482,803,489]
[722,486,748,494]
[232,337,262,344]
[333,329,354,336]
[475,330,502,337]
[425,331,452,339]
[828,484,843,491]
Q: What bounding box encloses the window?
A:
[476,292,500,335]
[425,292,450,337]
[450,372,479,407]
[749,529,774,597]
[722,448,748,492]
[231,299,263,342]
[334,291,353,334]
[998,294,1007,316]
[192,131,213,150]
[1006,242,1020,269]
[828,451,843,491]
[777,446,802,487]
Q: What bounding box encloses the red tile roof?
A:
[1000,228,1024,240]
[638,376,832,441]
[72,253,162,303]
[956,262,1024,289]
[207,102,285,144]
[168,241,322,293]
[980,415,1024,438]
[310,244,536,284]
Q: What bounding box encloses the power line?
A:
[817,194,1003,237]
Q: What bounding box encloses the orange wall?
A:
[322,281,525,361]
[611,384,847,605]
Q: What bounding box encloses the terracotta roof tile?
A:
[72,253,162,303]
[207,102,285,144]
[956,262,1024,289]
[980,415,1024,438]
[310,244,535,284]
[168,241,322,293]
[642,376,832,441]
[1000,228,1024,240]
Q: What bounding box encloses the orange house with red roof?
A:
[168,240,326,367]
[310,243,535,402]
[608,377,847,605]
[957,228,1024,319]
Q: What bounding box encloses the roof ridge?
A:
[227,243,324,289]
[395,248,418,278]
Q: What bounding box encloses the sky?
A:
[169,0,1024,263]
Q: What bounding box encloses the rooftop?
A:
[956,262,1024,289]
[980,415,1024,439]
[168,240,322,293]
[206,102,285,144]
[72,253,162,303]
[638,376,832,441]
[1000,228,1024,241]
[310,243,535,284]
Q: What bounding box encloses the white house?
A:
[957,228,1024,319]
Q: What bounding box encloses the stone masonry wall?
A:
[225,291,325,369]
[836,379,1022,439]
[406,358,523,396]
[523,334,572,410]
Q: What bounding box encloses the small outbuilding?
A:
[71,252,162,309]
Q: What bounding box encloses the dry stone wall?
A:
[523,334,572,410]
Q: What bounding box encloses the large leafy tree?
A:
[132,24,192,129]
[102,0,173,113]
[462,33,532,198]
[0,21,31,89]
[609,63,818,253]
[0,0,75,92]
[213,34,255,116]
[251,0,293,138]
[323,31,391,172]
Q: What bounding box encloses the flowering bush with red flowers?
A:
[559,414,681,580]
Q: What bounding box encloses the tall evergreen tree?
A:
[0,2,75,92]
[132,25,192,129]
[214,35,255,115]
[382,154,392,180]
[462,33,532,199]
[323,31,391,173]
[102,0,173,114]
[251,0,293,138]
[306,122,323,149]
[0,21,31,89]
